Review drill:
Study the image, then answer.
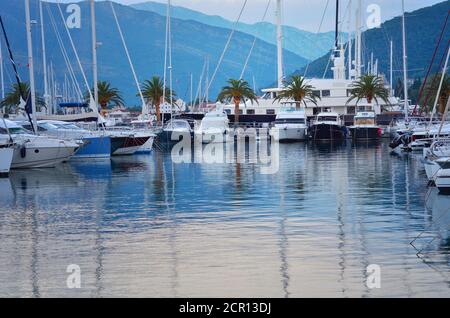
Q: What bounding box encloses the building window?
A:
[347,106,356,114]
[266,109,275,115]
[224,109,231,114]
[313,108,321,115]
[322,90,330,97]
[246,109,255,115]
[313,90,320,98]
[346,89,353,97]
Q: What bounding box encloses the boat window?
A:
[266,109,275,115]
[165,120,190,129]
[202,121,228,129]
[317,116,337,122]
[322,90,330,97]
[261,92,271,100]
[224,109,231,114]
[354,118,375,125]
[275,118,305,124]
[8,127,29,134]
[246,109,255,115]
[347,106,356,114]
[38,122,58,131]
[313,90,320,98]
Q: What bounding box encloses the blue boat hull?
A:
[73,136,111,159]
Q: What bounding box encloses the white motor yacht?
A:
[157,119,193,145]
[195,110,230,144]
[0,119,80,169]
[271,107,307,142]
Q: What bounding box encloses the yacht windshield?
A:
[53,123,82,130]
[166,120,190,130]
[275,118,305,124]
[8,127,30,134]
[38,122,58,130]
[317,116,337,122]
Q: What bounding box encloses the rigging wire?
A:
[413,11,449,115]
[46,4,83,101]
[303,0,330,77]
[55,0,96,111]
[207,0,248,92]
[240,0,271,80]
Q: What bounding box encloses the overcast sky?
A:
[59,0,445,32]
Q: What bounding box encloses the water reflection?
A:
[0,141,449,297]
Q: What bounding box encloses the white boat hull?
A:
[271,126,307,141]
[195,130,228,144]
[11,145,78,169]
[113,145,141,156]
[0,148,14,176]
[424,159,440,181]
[435,169,450,194]
[136,136,155,154]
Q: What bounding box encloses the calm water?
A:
[0,141,449,298]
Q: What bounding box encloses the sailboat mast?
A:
[90,0,99,111]
[190,73,193,109]
[335,0,339,48]
[347,0,352,80]
[0,39,4,100]
[168,0,173,127]
[25,0,38,132]
[401,0,409,121]
[390,40,393,94]
[39,0,49,114]
[355,0,362,78]
[276,0,283,88]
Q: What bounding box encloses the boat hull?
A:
[309,124,347,141]
[435,169,450,194]
[112,136,151,156]
[272,126,307,142]
[11,145,78,169]
[72,136,111,159]
[424,159,440,181]
[349,127,381,140]
[135,136,155,154]
[0,147,14,177]
[157,130,192,144]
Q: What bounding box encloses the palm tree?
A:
[419,73,449,114]
[217,78,257,125]
[86,81,124,116]
[274,75,320,109]
[347,74,390,109]
[140,76,175,123]
[1,82,46,114]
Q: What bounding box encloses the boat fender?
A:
[20,145,26,158]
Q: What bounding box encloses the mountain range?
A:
[0,0,307,106]
[0,0,448,108]
[131,1,341,61]
[297,1,450,82]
